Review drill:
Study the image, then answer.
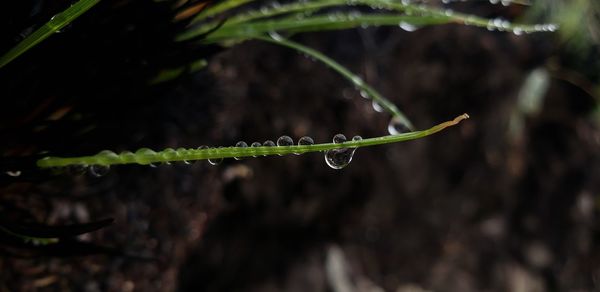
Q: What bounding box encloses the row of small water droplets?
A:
[39,132,369,176]
[351,75,412,135]
[441,0,514,5]
[233,135,315,160]
[485,18,558,34]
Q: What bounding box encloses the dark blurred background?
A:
[1,0,599,291]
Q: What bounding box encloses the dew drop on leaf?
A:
[135,148,157,166]
[324,148,356,170]
[399,21,418,32]
[234,141,248,160]
[372,100,384,113]
[388,117,411,135]
[208,147,223,166]
[333,134,347,143]
[295,136,314,155]
[298,136,314,146]
[251,142,262,157]
[277,136,293,146]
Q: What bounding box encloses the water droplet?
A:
[263,140,275,156]
[295,136,314,155]
[208,147,223,165]
[324,147,356,170]
[359,90,370,99]
[161,148,178,165]
[5,170,22,177]
[119,151,135,160]
[298,136,314,145]
[399,21,418,32]
[388,117,411,135]
[268,31,283,41]
[277,136,294,146]
[251,142,262,157]
[89,165,110,177]
[97,150,119,160]
[175,147,191,164]
[513,28,522,35]
[135,148,157,166]
[234,141,248,160]
[372,100,384,113]
[351,76,364,86]
[276,136,293,156]
[352,135,362,141]
[333,134,347,143]
[487,20,496,31]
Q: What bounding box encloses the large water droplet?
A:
[277,135,294,146]
[234,141,248,160]
[324,147,356,170]
[89,165,110,177]
[387,117,411,135]
[325,134,358,169]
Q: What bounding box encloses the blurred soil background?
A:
[1,0,600,291]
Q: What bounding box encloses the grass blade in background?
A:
[0,0,100,69]
[256,34,414,130]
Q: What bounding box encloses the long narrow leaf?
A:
[0,0,100,69]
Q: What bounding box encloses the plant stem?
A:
[37,114,468,168]
[0,0,100,69]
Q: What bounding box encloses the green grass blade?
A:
[36,114,469,168]
[180,0,557,42]
[0,0,100,69]
[255,34,413,129]
[194,13,450,43]
[190,0,257,23]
